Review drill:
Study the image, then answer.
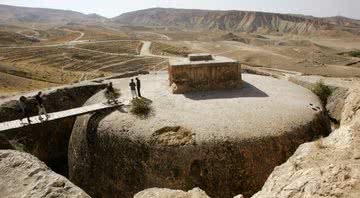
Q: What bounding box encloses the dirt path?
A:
[137,32,171,41]
[62,29,85,43]
[139,41,173,59]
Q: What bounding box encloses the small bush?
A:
[312,80,333,106]
[130,98,153,117]
[349,51,360,58]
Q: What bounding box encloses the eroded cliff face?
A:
[113,8,333,34]
[68,74,331,198]
[251,87,360,198]
[0,82,106,174]
[0,150,90,198]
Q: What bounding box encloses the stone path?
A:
[0,101,127,132]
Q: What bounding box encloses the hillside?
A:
[113,8,360,35]
[0,4,105,27]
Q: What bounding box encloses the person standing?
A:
[35,91,48,121]
[136,77,142,97]
[105,82,120,104]
[19,96,31,124]
[129,79,137,99]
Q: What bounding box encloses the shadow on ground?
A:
[184,81,269,100]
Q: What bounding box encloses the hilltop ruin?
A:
[168,54,242,94]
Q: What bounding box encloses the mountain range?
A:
[1,4,359,35]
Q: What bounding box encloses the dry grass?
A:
[151,42,192,57]
[76,41,143,55]
[0,31,37,46]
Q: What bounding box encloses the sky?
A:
[1,0,360,19]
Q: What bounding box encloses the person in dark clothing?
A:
[129,79,137,99]
[105,82,120,104]
[135,77,142,97]
[19,96,31,124]
[35,92,48,121]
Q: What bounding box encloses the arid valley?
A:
[0,2,360,198]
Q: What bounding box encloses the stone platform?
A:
[69,72,330,198]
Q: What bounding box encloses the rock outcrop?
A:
[69,73,330,198]
[134,187,210,198]
[0,150,90,198]
[251,83,360,197]
[0,82,106,174]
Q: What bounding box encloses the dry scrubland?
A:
[0,26,169,94]
[1,24,360,95]
[150,41,193,57]
[76,40,143,54]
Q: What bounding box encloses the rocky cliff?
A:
[232,71,360,198]
[0,150,90,198]
[250,79,360,198]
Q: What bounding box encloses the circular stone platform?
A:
[69,73,330,198]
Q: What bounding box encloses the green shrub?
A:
[349,51,360,58]
[130,98,153,117]
[312,80,333,106]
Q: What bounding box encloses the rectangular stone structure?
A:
[168,54,242,94]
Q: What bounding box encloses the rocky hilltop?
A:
[113,8,360,35]
[0,4,105,26]
[68,73,330,198]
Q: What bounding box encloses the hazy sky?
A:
[1,0,360,19]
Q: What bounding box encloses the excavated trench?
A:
[0,82,107,176]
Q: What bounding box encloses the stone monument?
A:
[168,53,242,94]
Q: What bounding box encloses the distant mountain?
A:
[324,16,360,27]
[113,8,360,35]
[0,4,107,26]
[1,4,359,35]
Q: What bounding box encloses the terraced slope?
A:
[0,31,39,46]
[0,42,166,93]
[76,41,143,55]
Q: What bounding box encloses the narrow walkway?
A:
[0,101,128,132]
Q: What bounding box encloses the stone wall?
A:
[168,62,242,94]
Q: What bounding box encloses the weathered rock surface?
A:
[0,150,90,198]
[69,73,330,198]
[251,79,360,198]
[134,187,210,198]
[0,82,106,174]
[326,87,348,123]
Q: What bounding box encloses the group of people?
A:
[18,92,48,124]
[129,77,142,99]
[105,77,142,104]
[18,77,143,124]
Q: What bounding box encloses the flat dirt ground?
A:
[1,24,359,95]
